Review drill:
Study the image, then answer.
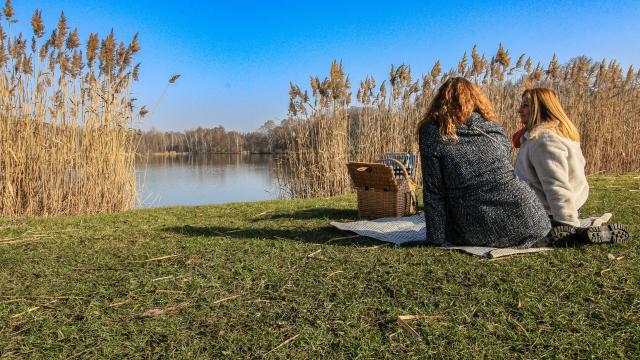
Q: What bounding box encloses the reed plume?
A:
[0,6,144,216]
[276,45,640,198]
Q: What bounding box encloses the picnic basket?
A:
[381,152,417,181]
[346,158,417,219]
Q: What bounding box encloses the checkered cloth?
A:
[330,212,613,258]
[382,152,417,181]
[330,212,552,258]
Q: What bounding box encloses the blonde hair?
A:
[522,88,580,141]
[417,77,496,141]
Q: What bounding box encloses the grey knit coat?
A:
[419,113,551,248]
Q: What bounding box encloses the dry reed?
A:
[0,5,143,216]
[277,45,640,198]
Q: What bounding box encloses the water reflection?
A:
[135,154,279,208]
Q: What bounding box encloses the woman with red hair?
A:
[417,77,550,248]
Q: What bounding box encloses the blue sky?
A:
[13,0,640,132]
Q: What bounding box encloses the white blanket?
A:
[330,212,612,258]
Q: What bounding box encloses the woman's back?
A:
[431,114,515,193]
[419,113,551,247]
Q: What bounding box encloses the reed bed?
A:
[0,5,142,216]
[277,46,640,198]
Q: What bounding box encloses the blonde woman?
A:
[418,78,551,248]
[514,88,630,244]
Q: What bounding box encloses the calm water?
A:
[135,154,279,208]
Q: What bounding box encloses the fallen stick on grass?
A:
[489,255,522,262]
[10,300,58,318]
[1,295,85,300]
[108,300,130,307]
[1,299,26,304]
[269,334,300,352]
[212,295,240,305]
[508,314,530,338]
[306,249,322,258]
[131,254,179,263]
[306,249,328,261]
[324,235,361,244]
[0,239,38,245]
[607,253,624,261]
[10,306,40,318]
[358,244,388,251]
[138,302,189,317]
[38,296,85,300]
[398,314,445,321]
[397,314,446,339]
[16,234,53,238]
[397,317,421,338]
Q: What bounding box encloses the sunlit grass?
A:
[1,175,638,358]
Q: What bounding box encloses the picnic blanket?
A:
[330,212,612,259]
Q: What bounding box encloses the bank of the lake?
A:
[1,175,639,358]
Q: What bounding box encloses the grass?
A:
[1,175,639,358]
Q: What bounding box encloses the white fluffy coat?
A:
[514,129,589,227]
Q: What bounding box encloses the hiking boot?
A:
[583,224,631,244]
[538,225,579,247]
[550,225,578,240]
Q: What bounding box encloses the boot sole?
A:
[586,224,631,244]
[547,225,577,243]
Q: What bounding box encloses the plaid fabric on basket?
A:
[382,152,417,181]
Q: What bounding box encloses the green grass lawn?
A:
[1,176,639,359]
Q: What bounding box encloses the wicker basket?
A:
[347,159,417,219]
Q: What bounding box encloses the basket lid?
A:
[346,162,398,191]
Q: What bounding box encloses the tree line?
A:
[137,120,296,154]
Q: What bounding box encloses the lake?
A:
[135,154,280,208]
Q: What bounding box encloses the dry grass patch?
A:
[278,46,640,198]
[0,4,143,216]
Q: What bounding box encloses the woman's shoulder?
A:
[465,113,506,135]
[482,120,506,134]
[418,121,441,138]
[530,125,557,138]
[529,127,575,146]
[419,120,439,131]
[526,128,575,157]
[468,112,501,127]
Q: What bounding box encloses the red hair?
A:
[417,77,496,141]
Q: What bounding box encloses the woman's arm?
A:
[529,134,580,226]
[421,145,448,245]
